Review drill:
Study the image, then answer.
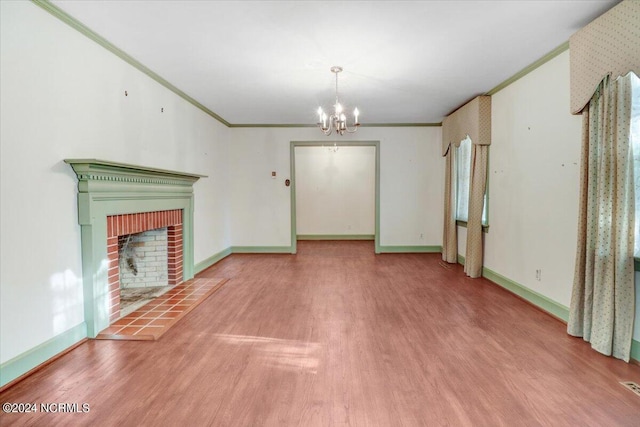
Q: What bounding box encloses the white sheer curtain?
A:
[456,137,472,222]
[567,73,636,361]
[632,73,640,257]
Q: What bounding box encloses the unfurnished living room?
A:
[1,0,640,425]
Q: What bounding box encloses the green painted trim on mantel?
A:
[0,322,87,388]
[30,0,230,127]
[485,41,570,96]
[297,234,374,241]
[65,159,203,338]
[378,245,442,253]
[64,158,207,180]
[194,247,233,275]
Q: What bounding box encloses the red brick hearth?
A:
[106,210,183,322]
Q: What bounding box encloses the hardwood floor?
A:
[2,241,639,426]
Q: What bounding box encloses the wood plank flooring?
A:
[1,241,639,426]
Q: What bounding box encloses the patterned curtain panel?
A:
[567,74,636,362]
[464,144,489,278]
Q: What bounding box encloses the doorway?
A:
[290,141,380,253]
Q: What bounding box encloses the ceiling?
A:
[51,0,619,126]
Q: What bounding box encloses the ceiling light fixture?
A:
[317,66,360,136]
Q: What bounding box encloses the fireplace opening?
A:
[118,227,172,316]
[106,210,184,323]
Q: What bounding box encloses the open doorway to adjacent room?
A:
[290,141,380,254]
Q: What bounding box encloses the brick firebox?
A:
[106,210,183,322]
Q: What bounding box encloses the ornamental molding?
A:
[65,159,206,188]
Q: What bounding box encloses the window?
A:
[631,72,639,258]
[455,136,488,226]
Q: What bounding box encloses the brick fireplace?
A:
[65,159,205,337]
[106,210,183,322]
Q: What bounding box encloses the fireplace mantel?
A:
[65,159,206,337]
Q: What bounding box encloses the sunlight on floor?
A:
[213,334,321,374]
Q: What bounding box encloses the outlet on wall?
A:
[535,269,542,281]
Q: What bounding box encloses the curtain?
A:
[442,145,457,263]
[464,144,489,278]
[567,74,636,362]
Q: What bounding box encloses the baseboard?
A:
[482,267,570,321]
[479,265,640,364]
[194,247,232,274]
[297,234,375,240]
[377,245,443,253]
[0,322,87,389]
[230,246,294,254]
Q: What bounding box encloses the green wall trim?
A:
[378,245,443,253]
[635,257,640,271]
[231,246,294,254]
[485,41,570,96]
[30,0,230,127]
[475,261,640,363]
[457,254,466,265]
[360,123,442,127]
[0,322,87,388]
[297,234,374,241]
[290,141,381,255]
[229,123,442,128]
[632,339,640,363]
[229,124,318,128]
[194,247,233,275]
[482,267,570,321]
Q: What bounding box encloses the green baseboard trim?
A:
[482,267,570,321]
[377,245,443,253]
[231,246,294,254]
[297,234,375,241]
[0,322,87,388]
[194,247,232,275]
[457,254,466,265]
[631,339,640,363]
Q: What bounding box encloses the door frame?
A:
[289,140,381,254]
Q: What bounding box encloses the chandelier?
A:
[317,66,360,136]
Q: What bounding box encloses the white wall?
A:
[295,146,376,236]
[0,1,231,364]
[229,127,443,248]
[482,50,583,306]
